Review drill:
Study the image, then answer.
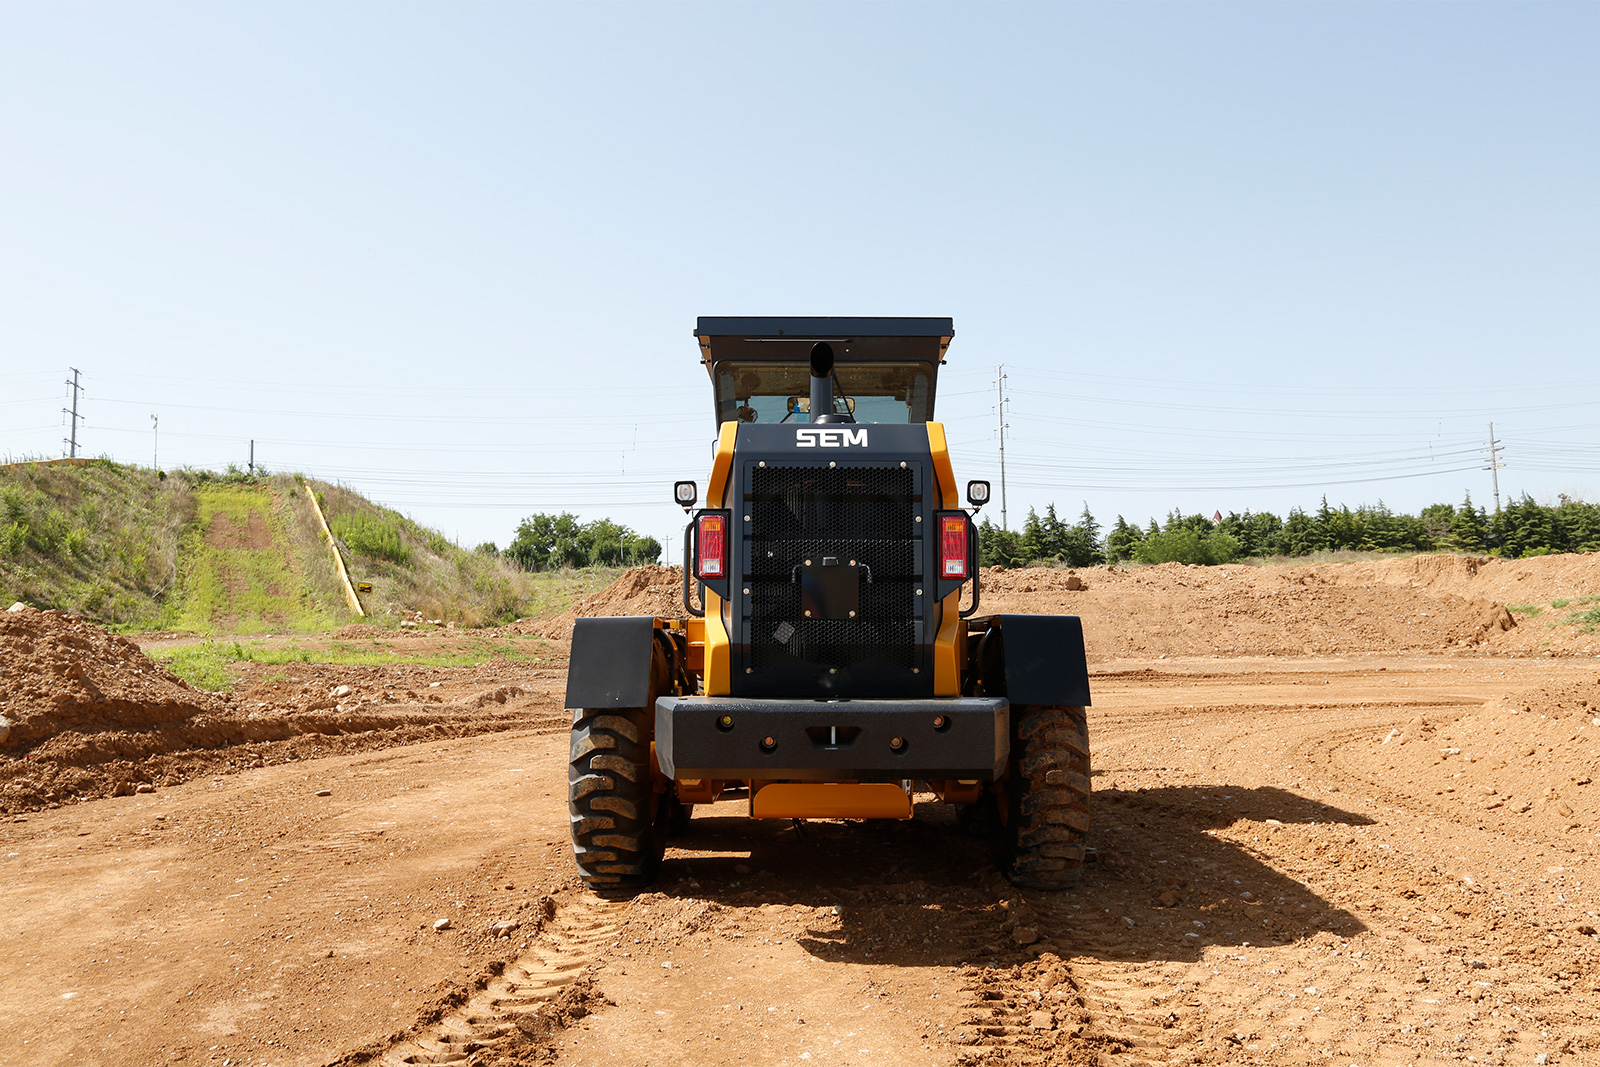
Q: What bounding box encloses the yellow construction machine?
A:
[565,317,1091,890]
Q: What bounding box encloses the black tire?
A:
[569,708,667,890]
[1000,704,1091,890]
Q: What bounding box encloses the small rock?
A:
[1469,958,1486,969]
[1557,801,1574,817]
[315,789,332,797]
[432,918,451,931]
[0,715,11,744]
[1156,890,1180,907]
[1535,1054,1548,1065]
[6,602,29,613]
[399,619,417,629]
[1012,926,1041,945]
[331,685,352,698]
[733,863,752,875]
[489,921,520,938]
[135,783,155,794]
[429,681,442,688]
[1027,1010,1054,1030]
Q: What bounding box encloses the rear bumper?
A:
[655,696,1009,781]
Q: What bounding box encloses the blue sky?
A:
[2,3,1596,553]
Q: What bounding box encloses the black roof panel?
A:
[695,316,953,339]
[695,316,954,367]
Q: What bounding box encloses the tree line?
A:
[980,494,1600,568]
[493,513,662,571]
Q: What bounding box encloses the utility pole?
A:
[248,440,255,476]
[63,367,82,458]
[1483,422,1505,514]
[995,364,1010,530]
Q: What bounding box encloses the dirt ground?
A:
[3,554,1600,1066]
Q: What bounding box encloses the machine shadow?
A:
[652,784,1373,968]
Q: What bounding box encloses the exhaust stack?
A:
[809,342,853,424]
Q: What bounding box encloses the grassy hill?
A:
[0,461,613,633]
[0,460,191,624]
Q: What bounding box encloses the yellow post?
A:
[301,483,365,618]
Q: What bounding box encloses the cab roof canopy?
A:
[695,317,954,373]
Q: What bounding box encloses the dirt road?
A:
[4,557,1600,1065]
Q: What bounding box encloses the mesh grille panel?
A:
[745,465,920,673]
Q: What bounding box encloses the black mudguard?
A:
[975,614,1092,706]
[564,616,659,709]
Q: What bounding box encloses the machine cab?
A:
[696,316,954,428]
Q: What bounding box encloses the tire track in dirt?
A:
[375,889,626,1066]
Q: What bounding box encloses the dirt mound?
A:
[572,564,683,618]
[523,565,686,638]
[509,555,1600,658]
[0,608,563,813]
[0,606,222,751]
[1317,551,1600,604]
[1351,673,1600,832]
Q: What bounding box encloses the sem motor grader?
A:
[565,317,1091,890]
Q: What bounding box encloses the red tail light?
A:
[940,514,970,579]
[695,513,728,579]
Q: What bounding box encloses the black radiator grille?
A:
[745,465,921,673]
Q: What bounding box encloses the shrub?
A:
[331,513,411,565]
[1132,528,1241,566]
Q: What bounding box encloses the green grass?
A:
[152,636,553,691]
[2,461,640,634]
[154,643,244,692]
[0,460,193,625]
[330,512,411,564]
[317,480,629,627]
[1560,606,1600,633]
[173,485,343,634]
[1508,595,1600,629]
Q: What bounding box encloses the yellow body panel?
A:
[684,616,705,673]
[926,421,965,693]
[750,782,912,820]
[707,422,738,506]
[702,588,732,695]
[926,421,960,508]
[934,595,964,696]
[698,422,739,694]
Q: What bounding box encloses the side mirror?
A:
[966,480,991,508]
[673,480,697,510]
